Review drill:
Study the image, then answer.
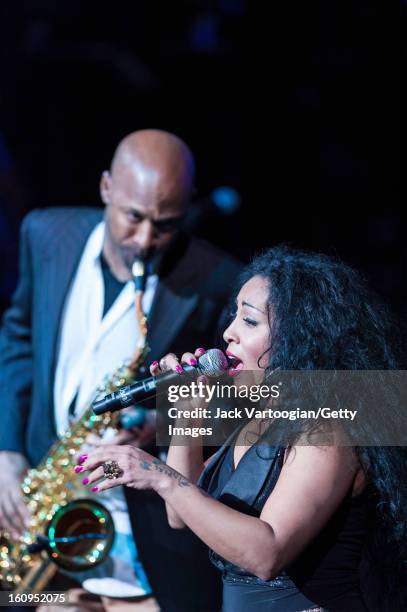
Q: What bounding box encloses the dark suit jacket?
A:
[0,206,242,611]
[0,206,241,464]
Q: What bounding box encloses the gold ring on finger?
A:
[102,459,123,480]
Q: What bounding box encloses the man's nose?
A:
[133,219,155,251]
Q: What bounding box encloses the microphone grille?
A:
[198,349,229,377]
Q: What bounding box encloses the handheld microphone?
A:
[92,348,230,415]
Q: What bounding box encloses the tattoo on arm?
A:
[139,459,190,487]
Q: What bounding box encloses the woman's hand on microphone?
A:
[149,347,208,384]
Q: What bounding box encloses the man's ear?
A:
[100,170,111,205]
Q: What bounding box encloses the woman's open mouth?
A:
[226,352,244,377]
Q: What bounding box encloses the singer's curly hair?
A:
[223,245,407,611]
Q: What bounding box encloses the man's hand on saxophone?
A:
[0,451,32,539]
[77,408,157,464]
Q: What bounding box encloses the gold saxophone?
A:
[0,258,149,592]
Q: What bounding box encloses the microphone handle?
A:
[92,364,196,415]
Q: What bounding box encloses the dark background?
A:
[1,0,406,316]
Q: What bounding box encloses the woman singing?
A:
[78,246,407,611]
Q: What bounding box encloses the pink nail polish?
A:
[78,454,88,464]
[175,365,183,373]
[152,360,159,366]
[197,347,205,353]
[82,477,89,485]
[74,466,84,473]
[91,486,99,493]
[190,358,198,366]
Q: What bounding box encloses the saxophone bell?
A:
[40,498,114,571]
[0,499,114,590]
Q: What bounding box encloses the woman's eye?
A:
[243,317,258,327]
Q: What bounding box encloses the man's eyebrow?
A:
[153,214,184,226]
[126,208,184,225]
[126,207,143,216]
[242,300,266,314]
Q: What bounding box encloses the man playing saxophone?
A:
[0,129,241,611]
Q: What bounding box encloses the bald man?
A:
[101,130,196,280]
[0,130,241,611]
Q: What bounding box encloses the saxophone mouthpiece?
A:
[132,258,146,292]
[132,258,145,278]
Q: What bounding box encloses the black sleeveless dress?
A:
[197,434,368,612]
